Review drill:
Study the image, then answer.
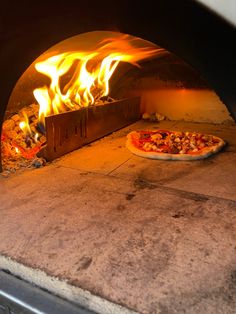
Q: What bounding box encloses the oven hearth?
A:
[1,1,236,312]
[0,120,236,314]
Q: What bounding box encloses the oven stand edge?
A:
[0,270,95,314]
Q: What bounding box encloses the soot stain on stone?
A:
[172,206,205,219]
[230,270,236,287]
[172,212,185,219]
[169,189,209,202]
[126,193,135,200]
[77,256,92,271]
[134,177,157,190]
[117,204,126,211]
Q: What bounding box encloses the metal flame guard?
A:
[38,97,141,161]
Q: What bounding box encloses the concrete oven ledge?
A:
[0,120,236,314]
[0,256,135,314]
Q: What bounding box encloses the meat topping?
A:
[139,130,218,154]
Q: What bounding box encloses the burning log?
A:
[1,97,141,172]
[1,104,45,172]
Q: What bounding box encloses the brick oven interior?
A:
[0,1,236,314]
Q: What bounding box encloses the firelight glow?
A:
[19,112,31,135]
[32,35,162,125]
[15,147,19,154]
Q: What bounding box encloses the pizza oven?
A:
[0,1,236,314]
[1,0,236,172]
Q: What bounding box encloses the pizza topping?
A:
[140,133,151,140]
[126,129,225,161]
[151,133,163,141]
[131,129,223,155]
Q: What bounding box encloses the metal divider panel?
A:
[38,97,140,161]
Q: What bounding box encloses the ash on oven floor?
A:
[0,120,236,314]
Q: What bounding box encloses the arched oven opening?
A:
[0,1,236,314]
[1,0,236,172]
[0,29,234,172]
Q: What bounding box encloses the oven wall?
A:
[109,57,233,124]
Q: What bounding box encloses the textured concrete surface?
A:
[0,120,236,314]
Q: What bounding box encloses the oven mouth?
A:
[1,30,234,173]
[1,0,236,173]
[0,3,236,313]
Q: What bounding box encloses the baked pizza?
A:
[126,129,225,160]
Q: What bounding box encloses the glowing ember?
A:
[34,133,39,143]
[1,103,45,171]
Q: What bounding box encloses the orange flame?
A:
[19,111,31,135]
[33,35,161,125]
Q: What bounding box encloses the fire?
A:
[14,34,162,161]
[32,35,161,125]
[34,133,39,142]
[19,111,31,136]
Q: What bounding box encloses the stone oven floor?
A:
[0,120,236,314]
